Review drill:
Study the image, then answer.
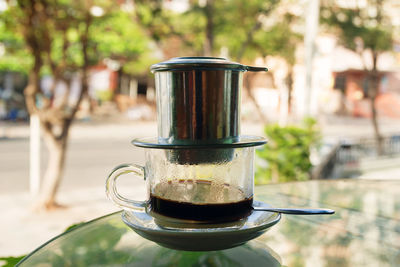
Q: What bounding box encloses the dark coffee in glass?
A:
[150,180,253,222]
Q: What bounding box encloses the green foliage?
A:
[134,0,208,55]
[134,0,303,72]
[253,13,302,65]
[0,222,86,266]
[214,0,280,60]
[63,222,85,232]
[255,118,320,184]
[0,256,26,267]
[89,10,153,72]
[152,248,241,267]
[320,0,394,54]
[134,0,288,61]
[0,1,154,76]
[95,90,113,102]
[22,223,129,266]
[0,13,31,72]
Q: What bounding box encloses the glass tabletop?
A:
[18,180,400,266]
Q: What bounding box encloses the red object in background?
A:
[352,93,400,118]
[376,93,400,118]
[333,69,400,118]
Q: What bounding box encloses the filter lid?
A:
[150,57,268,72]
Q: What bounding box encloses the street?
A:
[0,121,162,195]
[0,137,145,193]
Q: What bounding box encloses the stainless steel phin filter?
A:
[134,57,268,164]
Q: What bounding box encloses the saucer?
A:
[121,201,281,251]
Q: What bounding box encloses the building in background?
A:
[320,37,400,118]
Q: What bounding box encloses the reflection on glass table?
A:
[18,180,400,266]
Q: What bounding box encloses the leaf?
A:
[0,255,26,267]
[64,222,86,232]
[255,117,320,184]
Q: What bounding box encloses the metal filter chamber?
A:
[155,69,241,145]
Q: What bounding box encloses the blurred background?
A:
[0,0,399,265]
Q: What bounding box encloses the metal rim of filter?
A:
[131,135,267,149]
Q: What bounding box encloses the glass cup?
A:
[106,147,255,223]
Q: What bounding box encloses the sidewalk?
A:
[1,187,120,257]
[318,115,400,139]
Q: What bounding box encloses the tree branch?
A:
[62,10,92,138]
[236,18,262,61]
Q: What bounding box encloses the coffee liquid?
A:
[150,180,253,222]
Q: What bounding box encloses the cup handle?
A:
[106,164,147,212]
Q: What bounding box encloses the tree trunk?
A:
[336,89,347,115]
[19,1,92,210]
[236,21,262,62]
[370,95,383,155]
[369,52,383,155]
[286,65,294,115]
[203,0,214,56]
[271,166,279,183]
[35,126,68,209]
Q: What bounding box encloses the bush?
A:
[255,118,320,184]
